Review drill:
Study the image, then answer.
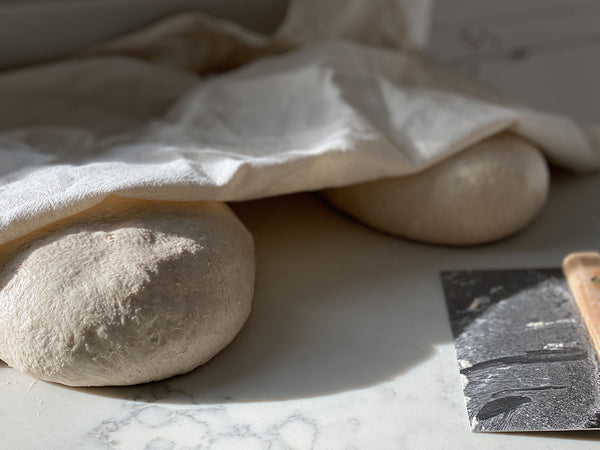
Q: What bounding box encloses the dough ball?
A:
[322,133,549,246]
[0,196,255,386]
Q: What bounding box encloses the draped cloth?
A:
[1,0,598,246]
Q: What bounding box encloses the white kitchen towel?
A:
[0,0,598,247]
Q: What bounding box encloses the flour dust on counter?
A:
[441,268,600,432]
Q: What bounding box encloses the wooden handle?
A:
[563,252,600,356]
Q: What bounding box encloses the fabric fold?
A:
[0,0,598,247]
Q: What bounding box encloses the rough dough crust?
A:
[0,196,255,386]
[322,133,549,246]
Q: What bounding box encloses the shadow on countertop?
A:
[67,191,455,404]
[58,170,600,407]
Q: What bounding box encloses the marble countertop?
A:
[4,175,600,449]
[3,1,600,449]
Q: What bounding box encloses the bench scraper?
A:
[441,252,600,432]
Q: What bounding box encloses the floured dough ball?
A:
[0,196,254,386]
[322,133,549,246]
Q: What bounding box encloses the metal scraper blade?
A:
[441,268,600,432]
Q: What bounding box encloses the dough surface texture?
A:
[0,196,254,386]
[322,133,549,246]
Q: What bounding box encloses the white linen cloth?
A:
[0,0,598,246]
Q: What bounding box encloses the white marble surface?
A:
[3,1,600,449]
[4,175,600,449]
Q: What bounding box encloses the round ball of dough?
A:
[322,133,549,246]
[0,196,254,386]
